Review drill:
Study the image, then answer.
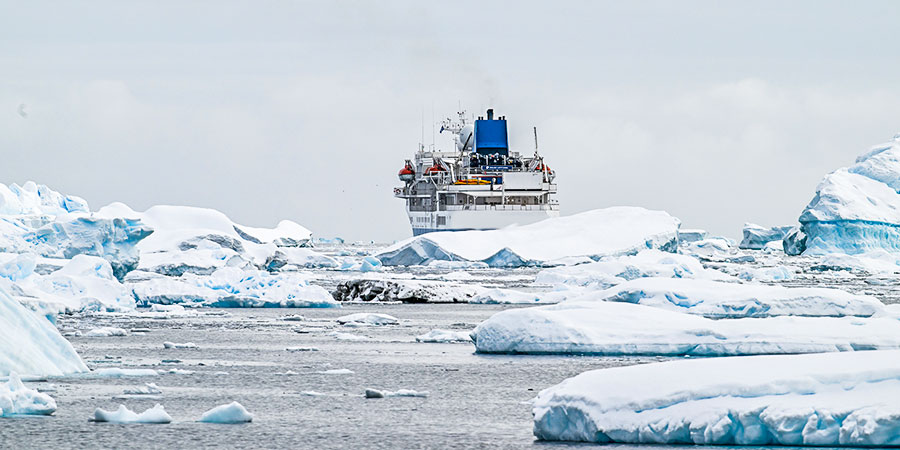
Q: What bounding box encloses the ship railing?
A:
[439,204,559,212]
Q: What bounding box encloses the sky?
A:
[2,1,900,242]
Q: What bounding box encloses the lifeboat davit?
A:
[424,164,445,176]
[398,163,415,182]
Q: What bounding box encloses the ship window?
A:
[437,216,446,226]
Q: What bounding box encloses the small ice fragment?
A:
[328,331,371,341]
[122,383,162,395]
[317,369,354,375]
[364,388,427,398]
[285,347,318,352]
[415,329,472,343]
[336,313,399,326]
[92,404,172,424]
[84,327,128,337]
[92,368,159,378]
[162,341,198,349]
[199,401,253,424]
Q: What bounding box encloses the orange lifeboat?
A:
[424,164,446,175]
[398,162,415,182]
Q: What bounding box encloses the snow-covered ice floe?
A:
[199,401,253,424]
[0,373,57,416]
[364,388,428,399]
[336,313,398,326]
[162,341,197,349]
[533,350,900,446]
[798,133,900,257]
[332,279,481,303]
[473,278,900,356]
[128,267,338,308]
[88,368,159,378]
[415,329,473,343]
[92,404,172,424]
[84,327,128,337]
[0,285,87,377]
[375,207,680,267]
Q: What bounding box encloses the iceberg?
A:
[533,350,900,446]
[0,285,87,377]
[0,373,57,416]
[199,401,253,424]
[128,267,338,308]
[92,404,172,424]
[375,207,680,267]
[799,134,900,256]
[676,229,707,244]
[472,282,900,356]
[739,223,793,250]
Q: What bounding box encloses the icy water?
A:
[1,304,665,449]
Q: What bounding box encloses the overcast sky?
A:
[3,1,900,242]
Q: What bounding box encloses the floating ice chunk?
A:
[199,401,253,424]
[122,383,162,395]
[0,373,57,416]
[336,313,399,326]
[0,285,87,377]
[472,299,900,356]
[328,331,371,341]
[84,327,128,337]
[91,368,159,378]
[676,228,707,244]
[162,342,197,349]
[338,256,383,272]
[738,265,796,282]
[415,329,472,343]
[317,369,354,375]
[534,350,900,446]
[93,404,172,424]
[739,223,793,250]
[364,388,428,398]
[149,304,186,314]
[376,207,680,267]
[681,237,735,258]
[285,347,318,352]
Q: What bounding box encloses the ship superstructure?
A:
[395,108,559,236]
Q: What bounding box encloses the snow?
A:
[199,401,253,424]
[0,285,87,377]
[93,404,172,424]
[0,373,57,416]
[415,329,473,343]
[84,327,128,337]
[799,134,900,255]
[533,350,900,446]
[234,220,312,247]
[472,292,900,356]
[129,267,338,308]
[163,341,197,349]
[336,313,399,326]
[739,223,793,250]
[376,207,680,267]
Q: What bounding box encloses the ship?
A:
[394,108,559,236]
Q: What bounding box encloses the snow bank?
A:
[0,285,87,377]
[128,267,338,308]
[739,223,793,250]
[199,401,253,424]
[472,297,900,356]
[0,373,57,416]
[93,404,172,424]
[376,207,680,267]
[799,134,900,256]
[534,350,900,446]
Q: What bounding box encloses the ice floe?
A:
[199,401,253,424]
[84,327,128,337]
[162,341,197,349]
[472,282,900,356]
[0,373,57,416]
[92,404,172,424]
[364,388,428,399]
[415,329,472,343]
[336,313,399,326]
[333,279,481,303]
[533,350,900,446]
[376,207,680,267]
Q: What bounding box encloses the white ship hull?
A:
[407,206,559,236]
